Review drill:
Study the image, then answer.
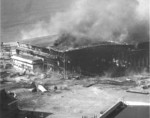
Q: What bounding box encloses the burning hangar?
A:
[11,40,149,76]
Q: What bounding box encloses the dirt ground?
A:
[1,71,150,118]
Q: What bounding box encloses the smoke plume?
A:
[21,0,149,46]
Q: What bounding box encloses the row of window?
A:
[13,59,33,70]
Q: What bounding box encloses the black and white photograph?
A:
[0,0,149,118]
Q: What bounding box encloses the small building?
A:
[15,42,60,71]
[11,54,43,73]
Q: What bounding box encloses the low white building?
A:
[11,54,43,73]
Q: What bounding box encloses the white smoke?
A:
[21,0,149,44]
[21,21,50,40]
[136,0,149,20]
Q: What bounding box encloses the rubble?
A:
[142,85,150,89]
[37,85,47,93]
[0,41,149,118]
[126,89,149,94]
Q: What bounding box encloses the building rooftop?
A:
[51,41,133,52]
[11,54,43,64]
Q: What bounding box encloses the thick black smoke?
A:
[21,0,149,46]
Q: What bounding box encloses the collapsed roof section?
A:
[14,40,149,76]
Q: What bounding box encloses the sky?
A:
[1,0,149,44]
[1,0,73,42]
